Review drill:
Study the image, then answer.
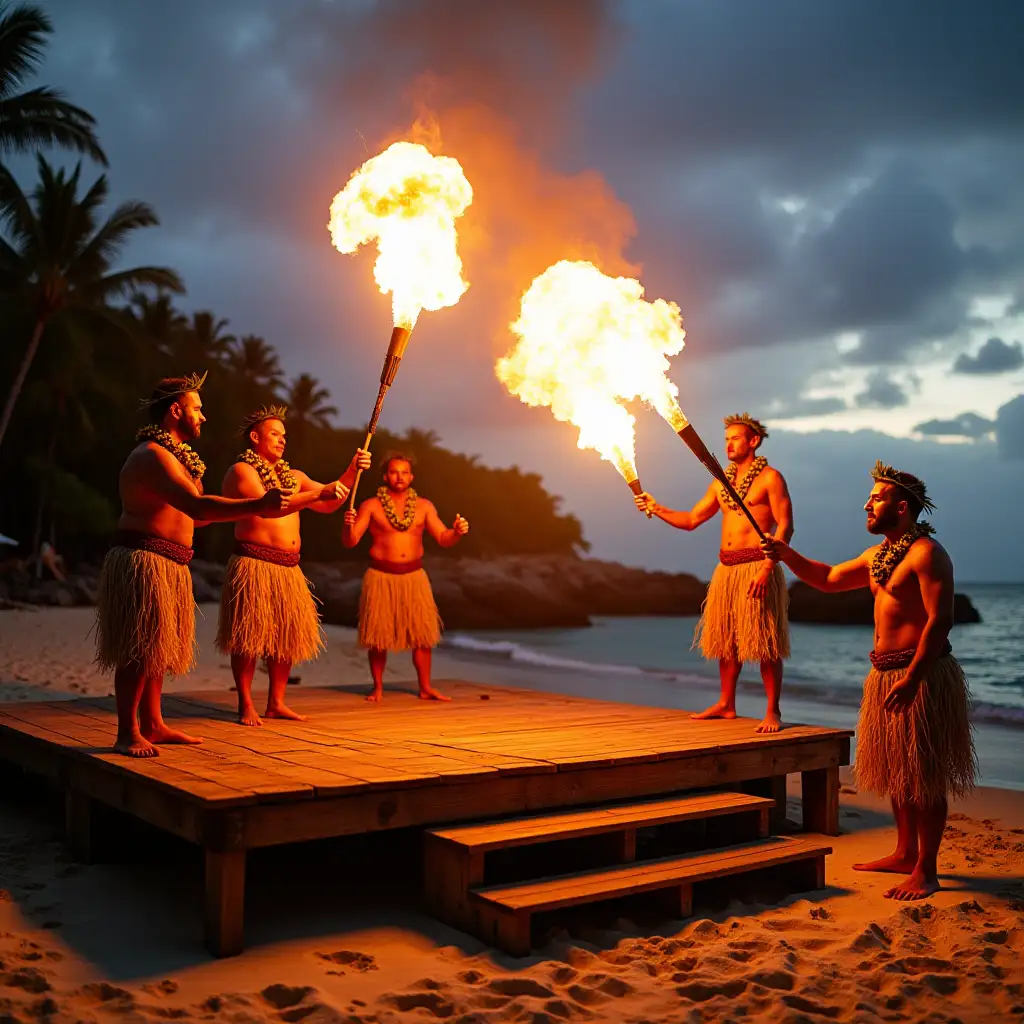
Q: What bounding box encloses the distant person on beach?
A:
[634,413,793,733]
[341,451,469,702]
[95,374,289,758]
[762,461,977,901]
[216,405,371,727]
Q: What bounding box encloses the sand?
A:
[2,606,1023,1023]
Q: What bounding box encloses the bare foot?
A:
[365,688,383,703]
[419,687,451,702]
[238,705,263,727]
[113,734,158,758]
[691,700,736,721]
[884,870,940,900]
[142,725,203,745]
[756,712,783,734]
[265,704,307,722]
[853,852,919,874]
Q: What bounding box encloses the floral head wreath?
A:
[871,460,936,514]
[239,404,288,437]
[138,370,208,409]
[724,412,768,442]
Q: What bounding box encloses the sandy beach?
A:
[2,606,1023,1023]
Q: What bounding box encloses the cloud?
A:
[953,336,1024,374]
[913,413,994,439]
[996,394,1024,459]
[855,371,909,409]
[769,396,848,420]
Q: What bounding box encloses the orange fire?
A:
[496,260,687,483]
[327,140,473,328]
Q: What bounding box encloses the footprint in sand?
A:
[378,990,456,1017]
[260,985,316,1010]
[315,950,378,972]
[748,969,795,991]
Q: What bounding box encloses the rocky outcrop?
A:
[1,556,983,630]
[309,555,709,631]
[787,582,982,626]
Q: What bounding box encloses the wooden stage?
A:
[0,681,851,957]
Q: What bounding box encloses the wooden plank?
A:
[802,765,841,836]
[244,738,848,847]
[473,835,834,913]
[428,791,776,851]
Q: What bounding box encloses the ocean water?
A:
[442,583,1024,789]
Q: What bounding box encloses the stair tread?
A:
[427,791,774,851]
[472,834,833,913]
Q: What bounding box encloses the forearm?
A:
[773,516,794,543]
[341,525,366,548]
[651,505,694,530]
[437,529,461,548]
[191,495,263,522]
[778,549,837,591]
[906,614,954,682]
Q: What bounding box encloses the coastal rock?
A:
[314,555,706,631]
[787,582,982,625]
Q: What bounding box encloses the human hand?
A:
[634,492,656,515]
[747,564,774,600]
[453,513,469,536]
[319,479,348,502]
[349,448,372,473]
[257,488,289,515]
[883,674,921,713]
[761,537,789,563]
[343,509,357,528]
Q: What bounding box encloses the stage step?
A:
[427,790,774,853]
[423,790,781,952]
[471,835,833,956]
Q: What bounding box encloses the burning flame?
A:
[328,140,473,328]
[496,260,687,482]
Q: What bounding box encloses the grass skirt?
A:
[215,554,324,664]
[358,567,442,651]
[94,546,196,676]
[855,654,977,805]
[694,560,790,663]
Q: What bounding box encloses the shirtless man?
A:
[763,462,976,901]
[634,413,793,733]
[341,451,469,702]
[216,405,372,726]
[95,374,289,758]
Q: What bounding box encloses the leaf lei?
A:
[377,486,417,531]
[721,456,767,512]
[870,521,937,586]
[237,448,297,492]
[136,425,205,481]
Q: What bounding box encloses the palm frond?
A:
[0,3,51,96]
[0,86,106,163]
[81,266,184,304]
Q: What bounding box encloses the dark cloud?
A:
[855,371,909,410]
[954,337,1024,375]
[913,413,994,440]
[996,395,1024,460]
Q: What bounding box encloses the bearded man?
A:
[216,406,372,726]
[763,463,976,901]
[341,451,469,702]
[634,413,793,733]
[95,374,289,758]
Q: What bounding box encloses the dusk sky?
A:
[22,0,1024,579]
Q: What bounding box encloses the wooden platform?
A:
[0,681,851,956]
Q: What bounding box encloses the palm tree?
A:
[130,291,186,357]
[0,154,183,451]
[227,334,284,411]
[286,373,338,429]
[0,2,105,164]
[167,309,234,370]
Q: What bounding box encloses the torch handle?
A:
[627,477,653,519]
[346,400,386,512]
[676,424,768,542]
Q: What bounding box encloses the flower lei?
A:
[870,522,936,586]
[237,448,297,492]
[136,425,205,481]
[377,486,417,531]
[721,456,767,512]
